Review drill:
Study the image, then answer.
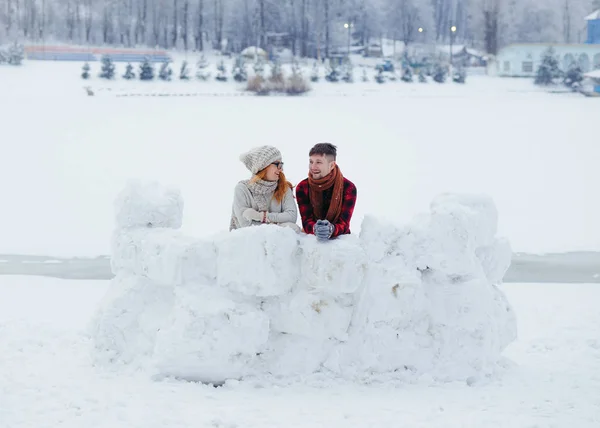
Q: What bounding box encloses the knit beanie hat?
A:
[239,145,282,175]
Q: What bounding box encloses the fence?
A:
[25,46,171,63]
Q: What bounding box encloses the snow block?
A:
[153,285,269,383]
[298,234,367,294]
[111,228,217,285]
[216,225,299,297]
[88,273,174,366]
[91,181,517,384]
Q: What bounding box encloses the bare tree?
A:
[195,0,204,51]
[482,0,499,55]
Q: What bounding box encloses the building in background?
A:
[586,10,600,44]
[496,9,600,77]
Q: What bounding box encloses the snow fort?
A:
[89,180,517,384]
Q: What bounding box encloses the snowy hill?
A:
[89,181,516,384]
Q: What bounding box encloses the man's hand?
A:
[243,208,264,222]
[314,219,334,241]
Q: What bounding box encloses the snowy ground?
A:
[1,275,598,427]
[1,60,599,257]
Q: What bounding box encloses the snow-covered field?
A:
[1,275,598,427]
[1,59,599,257]
[1,58,599,427]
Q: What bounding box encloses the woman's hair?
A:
[251,168,294,203]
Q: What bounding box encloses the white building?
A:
[495,43,600,77]
[495,9,600,77]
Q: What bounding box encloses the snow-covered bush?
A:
[0,42,24,65]
[90,181,517,385]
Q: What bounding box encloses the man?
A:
[295,143,357,241]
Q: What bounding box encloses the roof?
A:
[584,69,600,78]
[585,9,600,20]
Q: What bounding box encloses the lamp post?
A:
[344,22,353,59]
[450,25,457,78]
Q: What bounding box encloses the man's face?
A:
[309,154,335,180]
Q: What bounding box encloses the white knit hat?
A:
[239,145,282,175]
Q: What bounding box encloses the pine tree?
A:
[310,62,320,82]
[123,63,135,79]
[361,68,368,82]
[180,61,190,80]
[433,63,447,83]
[453,66,467,84]
[325,64,340,82]
[81,62,90,79]
[232,56,247,82]
[535,47,562,86]
[196,55,210,80]
[418,69,427,83]
[159,61,173,81]
[215,59,227,81]
[139,58,155,81]
[563,63,583,89]
[342,61,354,83]
[99,55,115,79]
[401,66,413,82]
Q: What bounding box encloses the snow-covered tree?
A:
[534,47,562,85]
[123,63,135,80]
[325,64,340,82]
[139,58,155,81]
[310,62,320,82]
[401,66,413,82]
[453,65,467,83]
[232,56,247,82]
[433,63,447,83]
[99,55,116,79]
[1,0,597,56]
[8,43,24,65]
[81,62,91,79]
[342,61,354,83]
[563,63,583,89]
[196,56,211,81]
[215,59,227,81]
[180,61,190,80]
[159,61,173,81]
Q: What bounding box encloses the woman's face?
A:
[264,161,283,181]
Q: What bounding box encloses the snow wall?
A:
[89,180,517,384]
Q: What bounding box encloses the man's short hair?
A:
[309,143,337,160]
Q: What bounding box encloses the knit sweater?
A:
[230,180,298,230]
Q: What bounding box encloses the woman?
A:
[230,145,300,232]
